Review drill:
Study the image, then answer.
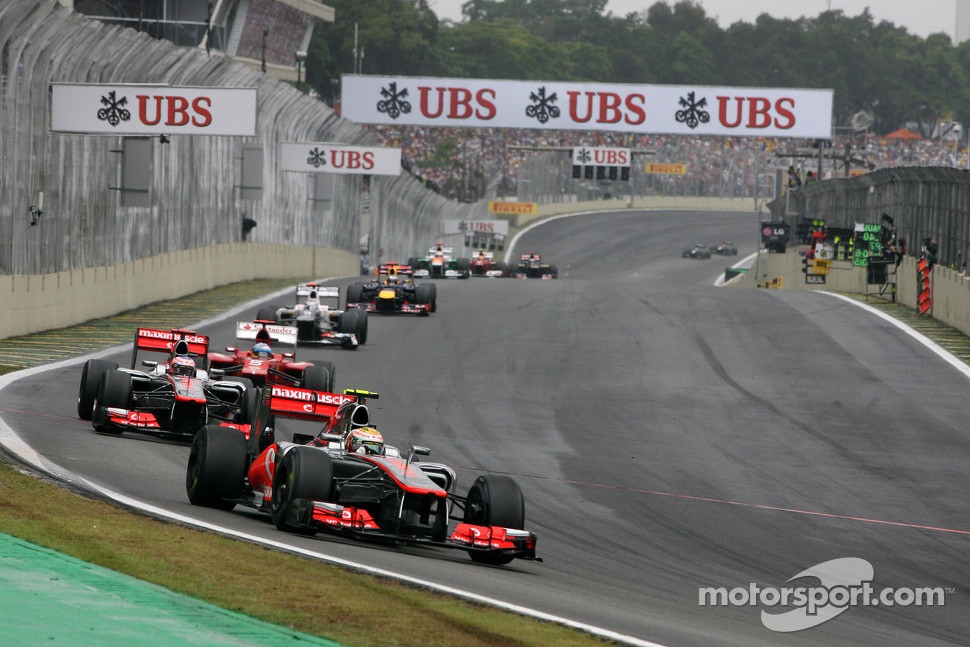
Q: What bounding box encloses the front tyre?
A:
[464,475,526,565]
[91,370,131,435]
[186,425,248,510]
[78,359,118,420]
[271,446,334,533]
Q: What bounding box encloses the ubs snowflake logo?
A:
[377,82,411,120]
[575,148,592,163]
[97,90,131,127]
[525,86,560,124]
[675,91,710,129]
[307,147,326,168]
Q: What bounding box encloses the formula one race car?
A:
[207,321,335,392]
[76,328,256,440]
[408,243,471,279]
[468,249,511,278]
[682,243,712,259]
[257,284,367,348]
[514,251,558,279]
[186,387,540,565]
[345,263,436,315]
[709,241,738,256]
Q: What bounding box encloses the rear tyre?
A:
[427,283,438,312]
[456,257,471,279]
[464,475,525,565]
[548,264,559,279]
[345,283,363,307]
[302,362,335,393]
[186,424,248,511]
[495,262,507,278]
[271,446,334,533]
[407,257,421,272]
[91,371,132,435]
[256,306,279,323]
[78,359,118,420]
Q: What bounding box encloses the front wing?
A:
[347,301,430,316]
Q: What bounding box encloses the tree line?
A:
[305,0,970,137]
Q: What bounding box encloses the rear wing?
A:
[379,263,414,277]
[235,321,298,347]
[519,253,542,261]
[132,328,208,368]
[296,283,341,301]
[265,385,358,422]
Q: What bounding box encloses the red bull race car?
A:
[206,321,335,392]
[186,387,539,565]
[345,263,437,315]
[76,328,256,440]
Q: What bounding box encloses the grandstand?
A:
[68,0,333,81]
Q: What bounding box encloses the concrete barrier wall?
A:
[0,245,355,339]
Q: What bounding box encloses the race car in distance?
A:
[514,251,558,279]
[683,243,712,259]
[468,249,511,277]
[206,321,335,393]
[257,284,367,348]
[408,243,471,279]
[710,241,738,256]
[186,386,540,565]
[345,263,436,315]
[77,328,256,441]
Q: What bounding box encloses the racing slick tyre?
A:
[495,262,507,277]
[186,424,248,511]
[407,257,422,273]
[77,359,118,420]
[256,306,279,323]
[91,370,132,435]
[426,282,438,312]
[455,257,471,279]
[548,264,559,279]
[338,308,367,346]
[414,284,433,316]
[463,475,526,565]
[345,283,364,307]
[271,446,335,534]
[302,362,335,393]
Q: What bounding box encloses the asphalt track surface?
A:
[2,209,968,646]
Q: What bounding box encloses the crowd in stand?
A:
[369,124,967,199]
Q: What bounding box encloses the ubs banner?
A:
[280,143,401,175]
[50,84,257,136]
[342,75,833,138]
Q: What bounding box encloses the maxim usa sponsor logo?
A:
[699,558,948,632]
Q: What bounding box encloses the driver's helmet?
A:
[170,355,196,377]
[345,427,384,455]
[252,342,273,358]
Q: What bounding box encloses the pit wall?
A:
[0,245,355,339]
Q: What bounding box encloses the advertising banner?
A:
[342,75,834,138]
[443,219,510,235]
[50,84,257,136]
[488,202,537,215]
[281,143,401,175]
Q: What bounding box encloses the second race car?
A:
[257,283,367,348]
[408,243,471,279]
[345,263,437,315]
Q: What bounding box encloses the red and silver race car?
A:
[514,251,558,279]
[468,250,512,278]
[345,263,437,315]
[77,328,256,440]
[206,321,335,392]
[186,387,540,565]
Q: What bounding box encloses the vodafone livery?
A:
[186,387,540,565]
[341,75,833,138]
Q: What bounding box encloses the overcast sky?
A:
[428,0,959,40]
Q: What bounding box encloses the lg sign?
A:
[50,84,257,136]
[342,75,833,138]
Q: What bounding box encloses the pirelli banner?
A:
[646,163,688,175]
[50,84,257,136]
[342,75,834,138]
[280,143,401,176]
[488,202,537,215]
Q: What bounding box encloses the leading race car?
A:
[257,284,367,348]
[682,243,712,259]
[345,263,437,315]
[206,321,335,393]
[408,243,471,279]
[468,249,511,278]
[186,386,539,565]
[77,328,256,441]
[709,241,738,256]
[514,251,558,279]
